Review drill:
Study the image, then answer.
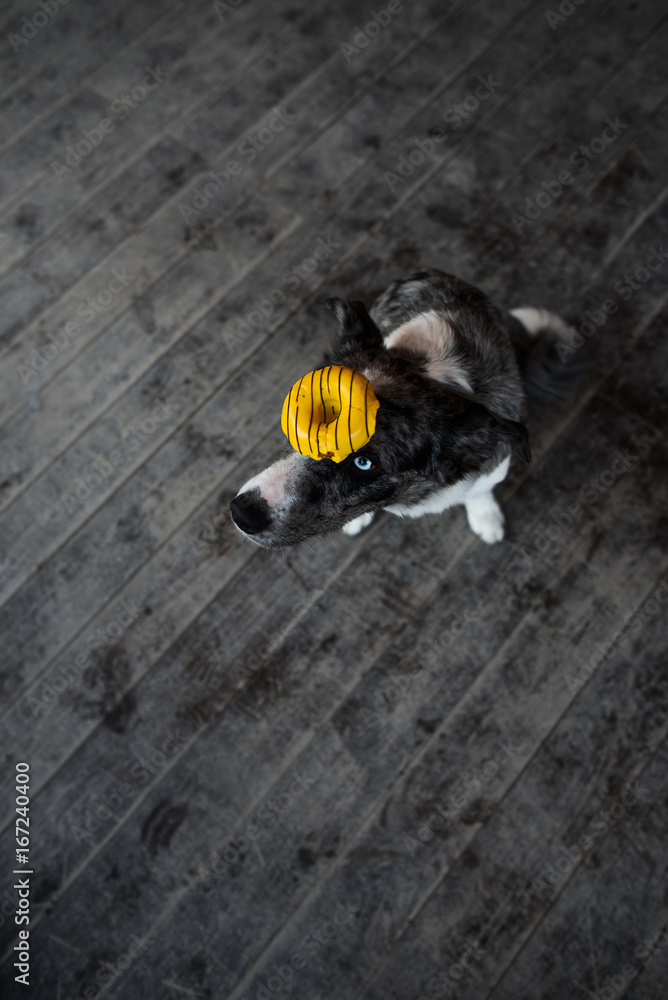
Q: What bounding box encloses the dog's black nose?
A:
[230,490,272,535]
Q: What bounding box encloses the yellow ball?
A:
[281,366,380,462]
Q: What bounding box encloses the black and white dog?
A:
[230,269,569,549]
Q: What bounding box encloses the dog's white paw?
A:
[465,494,505,544]
[342,512,375,536]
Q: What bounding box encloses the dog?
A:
[229,269,570,549]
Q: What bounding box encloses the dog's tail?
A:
[507,306,584,403]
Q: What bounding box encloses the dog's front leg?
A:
[342,512,375,536]
[465,492,505,544]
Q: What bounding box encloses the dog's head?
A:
[229,298,530,549]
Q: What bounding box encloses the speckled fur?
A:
[230,270,535,549]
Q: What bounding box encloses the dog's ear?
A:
[322,297,384,355]
[450,402,531,466]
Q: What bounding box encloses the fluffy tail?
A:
[507,306,585,403]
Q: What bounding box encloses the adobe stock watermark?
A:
[53,397,180,518]
[70,708,208,844]
[17,267,137,385]
[586,927,667,1000]
[510,447,639,569]
[7,0,70,54]
[232,587,330,688]
[222,232,342,352]
[196,769,318,888]
[50,66,169,181]
[385,74,501,192]
[530,780,647,897]
[25,598,144,718]
[556,245,668,361]
[239,900,360,1000]
[511,117,628,233]
[403,737,524,856]
[357,610,479,727]
[64,933,152,1000]
[565,577,668,694]
[340,0,410,63]
[416,938,487,999]
[545,0,587,31]
[178,104,299,225]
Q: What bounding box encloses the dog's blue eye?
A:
[353,456,374,471]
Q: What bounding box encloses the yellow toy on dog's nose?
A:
[281,366,380,462]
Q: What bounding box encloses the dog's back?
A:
[369,269,526,423]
